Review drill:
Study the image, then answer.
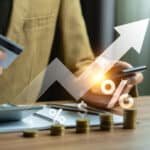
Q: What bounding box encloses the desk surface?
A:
[0,96,150,150]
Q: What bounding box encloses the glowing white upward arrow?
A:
[16,19,149,102]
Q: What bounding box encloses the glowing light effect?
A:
[90,71,105,85]
[119,94,134,109]
[101,79,116,95]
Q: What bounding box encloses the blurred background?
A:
[81,0,150,96]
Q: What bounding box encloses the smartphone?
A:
[111,65,147,79]
[122,66,147,75]
[0,34,23,69]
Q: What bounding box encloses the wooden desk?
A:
[0,96,150,150]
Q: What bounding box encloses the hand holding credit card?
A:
[0,34,23,69]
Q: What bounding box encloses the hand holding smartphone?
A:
[111,65,147,80]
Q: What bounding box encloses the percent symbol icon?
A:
[48,109,66,125]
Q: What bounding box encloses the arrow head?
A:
[115,19,149,54]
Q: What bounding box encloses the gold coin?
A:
[123,108,137,129]
[50,124,65,136]
[76,119,89,127]
[100,113,113,131]
[23,130,38,138]
[76,119,90,133]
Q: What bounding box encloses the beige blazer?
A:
[0,0,94,104]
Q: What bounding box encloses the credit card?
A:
[0,34,23,68]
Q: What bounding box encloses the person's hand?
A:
[106,61,143,94]
[0,51,6,75]
[82,61,143,109]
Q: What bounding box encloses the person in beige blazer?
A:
[0,0,143,108]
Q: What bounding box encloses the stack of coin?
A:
[100,113,113,131]
[76,118,90,133]
[23,130,38,138]
[123,108,137,129]
[50,124,65,136]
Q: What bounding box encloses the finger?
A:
[126,72,143,85]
